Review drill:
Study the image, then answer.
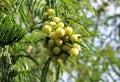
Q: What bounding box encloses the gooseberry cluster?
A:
[42,9,81,62]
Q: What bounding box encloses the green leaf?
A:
[55,64,60,82]
[41,57,51,82]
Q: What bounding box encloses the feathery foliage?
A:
[0,0,120,82]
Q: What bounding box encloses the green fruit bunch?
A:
[42,9,81,63]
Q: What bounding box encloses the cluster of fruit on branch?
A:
[42,9,81,62]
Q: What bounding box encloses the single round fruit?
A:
[69,48,79,57]
[55,28,65,38]
[57,58,63,63]
[49,32,57,39]
[47,9,55,16]
[46,49,53,56]
[42,25,52,34]
[62,36,70,42]
[52,56,62,63]
[78,38,81,42]
[43,12,48,18]
[44,21,49,25]
[61,44,70,52]
[53,17,61,23]
[52,56,59,63]
[49,21,56,30]
[65,27,73,35]
[70,34,78,41]
[59,53,68,60]
[55,39,63,47]
[47,39,55,48]
[73,43,81,51]
[49,21,56,27]
[53,47,61,55]
[57,22,64,28]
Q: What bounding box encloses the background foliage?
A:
[0,0,120,82]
